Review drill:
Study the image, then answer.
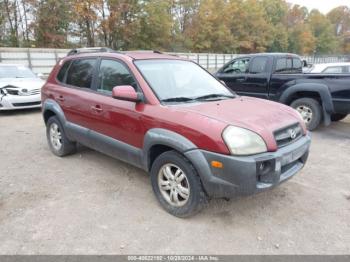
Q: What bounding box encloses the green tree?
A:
[171,0,200,51]
[184,0,234,53]
[308,9,337,54]
[229,0,273,53]
[34,0,71,48]
[327,6,350,53]
[261,0,289,52]
[103,0,142,50]
[0,1,5,45]
[288,24,316,55]
[137,0,173,50]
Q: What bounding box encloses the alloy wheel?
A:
[49,123,62,151]
[158,163,190,207]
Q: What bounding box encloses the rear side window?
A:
[56,60,71,82]
[66,59,97,88]
[275,57,301,73]
[275,58,291,73]
[250,57,268,74]
[97,59,137,94]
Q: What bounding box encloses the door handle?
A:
[91,105,103,113]
[236,78,246,82]
[57,95,65,102]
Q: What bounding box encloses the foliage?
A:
[0,0,349,55]
[34,0,72,48]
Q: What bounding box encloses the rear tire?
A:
[331,114,347,122]
[150,150,208,218]
[291,98,322,131]
[46,116,76,157]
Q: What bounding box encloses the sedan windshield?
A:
[0,66,36,78]
[135,60,235,103]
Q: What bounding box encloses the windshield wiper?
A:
[194,94,235,101]
[162,94,235,103]
[161,97,196,103]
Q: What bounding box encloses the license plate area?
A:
[281,144,308,166]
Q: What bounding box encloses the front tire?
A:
[331,113,347,122]
[150,151,208,218]
[46,116,76,157]
[291,98,322,131]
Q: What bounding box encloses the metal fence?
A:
[0,47,349,75]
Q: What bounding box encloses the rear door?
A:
[54,58,98,146]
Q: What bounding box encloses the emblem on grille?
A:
[289,129,297,139]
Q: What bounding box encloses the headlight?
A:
[222,126,267,155]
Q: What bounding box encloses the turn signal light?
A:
[211,161,223,169]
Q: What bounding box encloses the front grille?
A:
[12,101,41,107]
[5,88,40,96]
[20,89,41,96]
[274,123,303,148]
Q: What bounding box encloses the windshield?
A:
[0,66,36,78]
[135,60,234,103]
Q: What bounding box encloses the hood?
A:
[175,96,305,151]
[0,78,45,90]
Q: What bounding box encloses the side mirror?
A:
[37,73,44,78]
[112,85,142,102]
[302,60,308,67]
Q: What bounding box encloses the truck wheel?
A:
[291,98,322,131]
[150,151,208,218]
[331,114,347,122]
[46,116,76,157]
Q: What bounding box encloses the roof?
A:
[65,48,184,61]
[239,53,300,57]
[122,51,183,60]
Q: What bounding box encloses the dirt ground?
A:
[0,109,349,254]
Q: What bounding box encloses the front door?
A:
[86,58,145,164]
[216,57,250,92]
[243,56,270,99]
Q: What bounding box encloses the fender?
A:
[278,83,334,125]
[142,128,197,170]
[42,99,67,126]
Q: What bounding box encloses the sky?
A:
[287,0,350,14]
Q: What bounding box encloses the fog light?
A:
[211,161,223,169]
[257,160,274,176]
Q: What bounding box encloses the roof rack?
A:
[67,47,115,56]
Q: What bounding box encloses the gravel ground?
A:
[0,109,349,255]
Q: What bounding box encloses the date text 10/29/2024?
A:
[128,256,219,261]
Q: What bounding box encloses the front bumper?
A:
[0,94,41,110]
[185,134,311,198]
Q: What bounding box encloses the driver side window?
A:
[97,59,137,95]
[222,58,250,74]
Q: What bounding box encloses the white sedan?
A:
[306,62,350,74]
[0,64,44,110]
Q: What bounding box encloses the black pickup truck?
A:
[215,53,350,130]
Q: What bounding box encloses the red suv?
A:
[42,48,311,217]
